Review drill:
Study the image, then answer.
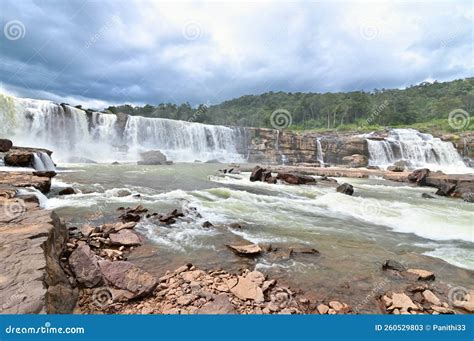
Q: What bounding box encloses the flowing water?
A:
[366,129,470,173]
[45,163,473,311]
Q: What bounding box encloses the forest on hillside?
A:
[106,78,474,132]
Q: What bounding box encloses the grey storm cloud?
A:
[0,0,473,109]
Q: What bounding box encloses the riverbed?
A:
[45,162,473,313]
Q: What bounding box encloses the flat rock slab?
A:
[69,244,103,287]
[109,229,142,246]
[0,171,51,193]
[227,243,262,255]
[0,201,76,313]
[98,260,157,298]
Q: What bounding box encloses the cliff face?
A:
[245,128,369,166]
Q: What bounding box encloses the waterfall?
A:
[316,138,324,167]
[366,128,471,174]
[0,94,246,163]
[32,152,56,171]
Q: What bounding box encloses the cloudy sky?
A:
[1,0,472,109]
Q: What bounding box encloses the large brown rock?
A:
[0,139,13,152]
[250,166,265,182]
[0,171,51,193]
[98,260,157,298]
[277,172,316,185]
[336,183,354,195]
[342,154,368,168]
[407,168,430,185]
[227,243,262,256]
[4,150,34,167]
[109,229,142,246]
[137,150,168,165]
[197,294,237,314]
[229,276,264,302]
[69,244,102,287]
[0,204,76,313]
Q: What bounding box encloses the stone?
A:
[329,301,344,311]
[0,171,51,193]
[230,276,264,302]
[98,260,157,298]
[422,290,441,306]
[246,271,265,285]
[68,244,102,288]
[435,182,456,196]
[58,187,76,196]
[382,259,407,272]
[317,304,329,314]
[4,150,34,167]
[116,189,132,197]
[261,279,276,292]
[342,154,368,168]
[176,294,197,306]
[277,172,316,185]
[389,293,418,311]
[250,166,265,182]
[137,150,168,165]
[336,183,354,195]
[407,168,430,185]
[406,269,435,281]
[421,193,436,199]
[201,221,214,228]
[227,243,262,256]
[33,171,57,178]
[109,229,142,246]
[0,138,13,152]
[80,225,95,237]
[431,306,454,314]
[197,294,237,314]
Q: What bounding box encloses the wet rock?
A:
[59,187,76,196]
[317,304,329,314]
[33,171,57,178]
[116,189,132,197]
[435,182,456,196]
[120,213,141,223]
[4,150,34,167]
[137,150,168,165]
[421,193,436,199]
[336,183,354,195]
[382,259,407,272]
[228,223,242,229]
[407,168,430,185]
[197,294,236,314]
[406,269,435,281]
[98,260,157,298]
[277,172,316,185]
[387,165,404,172]
[320,175,338,183]
[201,221,214,228]
[290,247,319,255]
[250,165,265,182]
[68,244,103,288]
[227,243,262,256]
[0,138,13,152]
[109,229,142,246]
[80,225,95,237]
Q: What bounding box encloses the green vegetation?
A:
[106,78,474,133]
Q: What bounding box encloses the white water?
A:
[316,138,325,166]
[32,151,56,171]
[366,129,471,173]
[0,94,245,163]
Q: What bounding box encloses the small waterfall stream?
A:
[316,138,324,167]
[32,152,56,171]
[366,129,470,173]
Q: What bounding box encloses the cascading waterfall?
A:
[32,152,56,171]
[0,94,246,163]
[316,138,324,167]
[366,128,471,173]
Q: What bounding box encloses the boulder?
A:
[387,165,404,172]
[4,150,33,167]
[58,187,76,196]
[201,221,214,228]
[341,154,368,168]
[227,243,262,256]
[407,168,430,185]
[435,182,456,196]
[0,139,13,152]
[109,229,142,246]
[422,290,441,306]
[336,183,354,196]
[116,189,132,197]
[421,193,436,199]
[68,244,103,288]
[250,166,265,182]
[389,293,418,311]
[33,171,57,178]
[382,259,407,272]
[277,172,316,185]
[98,260,157,298]
[138,150,167,165]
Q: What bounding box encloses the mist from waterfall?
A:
[0,94,245,163]
[366,129,471,174]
